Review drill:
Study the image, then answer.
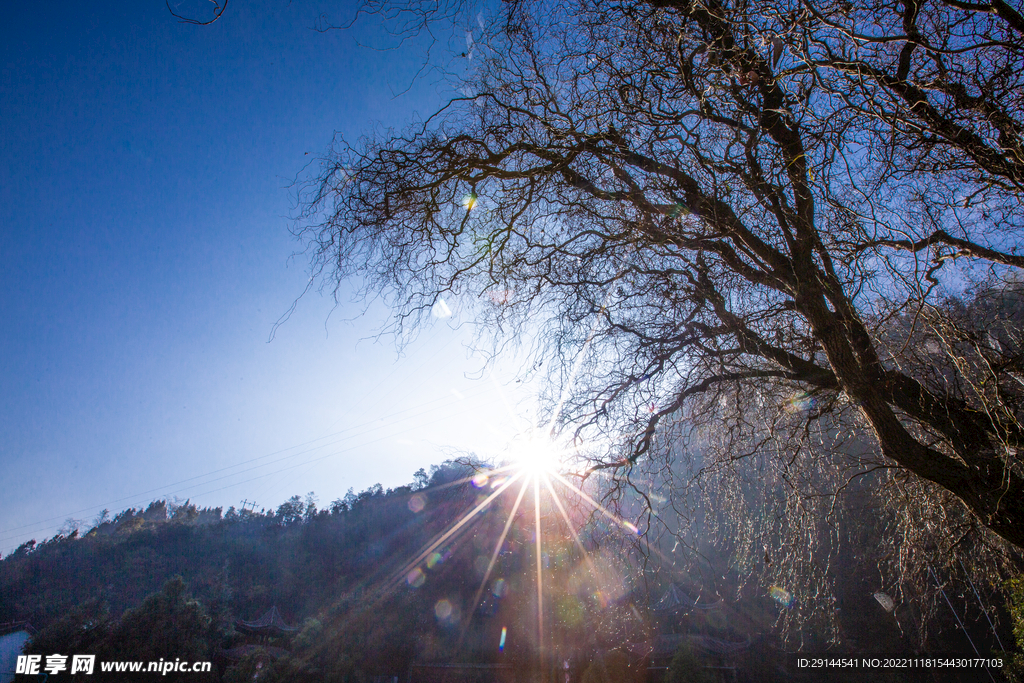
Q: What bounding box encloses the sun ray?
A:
[550,472,640,536]
[542,475,605,589]
[421,464,518,494]
[392,502,485,586]
[391,472,523,585]
[533,473,545,682]
[489,371,528,431]
[300,470,530,658]
[543,280,624,441]
[460,475,531,645]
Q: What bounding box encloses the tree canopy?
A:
[298,0,1024,561]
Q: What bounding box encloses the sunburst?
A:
[383,416,644,681]
[385,289,645,679]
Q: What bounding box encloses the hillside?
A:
[2,461,1017,683]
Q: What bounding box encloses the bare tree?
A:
[630,281,1024,644]
[297,0,1024,573]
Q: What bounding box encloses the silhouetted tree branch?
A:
[166,0,228,25]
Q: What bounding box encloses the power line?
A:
[0,382,508,551]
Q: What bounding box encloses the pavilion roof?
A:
[236,607,297,635]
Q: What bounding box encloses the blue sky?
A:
[0,0,527,554]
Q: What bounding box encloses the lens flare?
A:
[770,585,795,608]
[406,568,426,588]
[408,493,426,513]
[432,299,453,318]
[784,390,813,413]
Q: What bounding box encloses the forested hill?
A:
[4,458,1022,683]
[2,461,548,681]
[7,461,699,683]
[2,475,441,627]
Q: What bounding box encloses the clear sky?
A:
[0,0,530,555]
